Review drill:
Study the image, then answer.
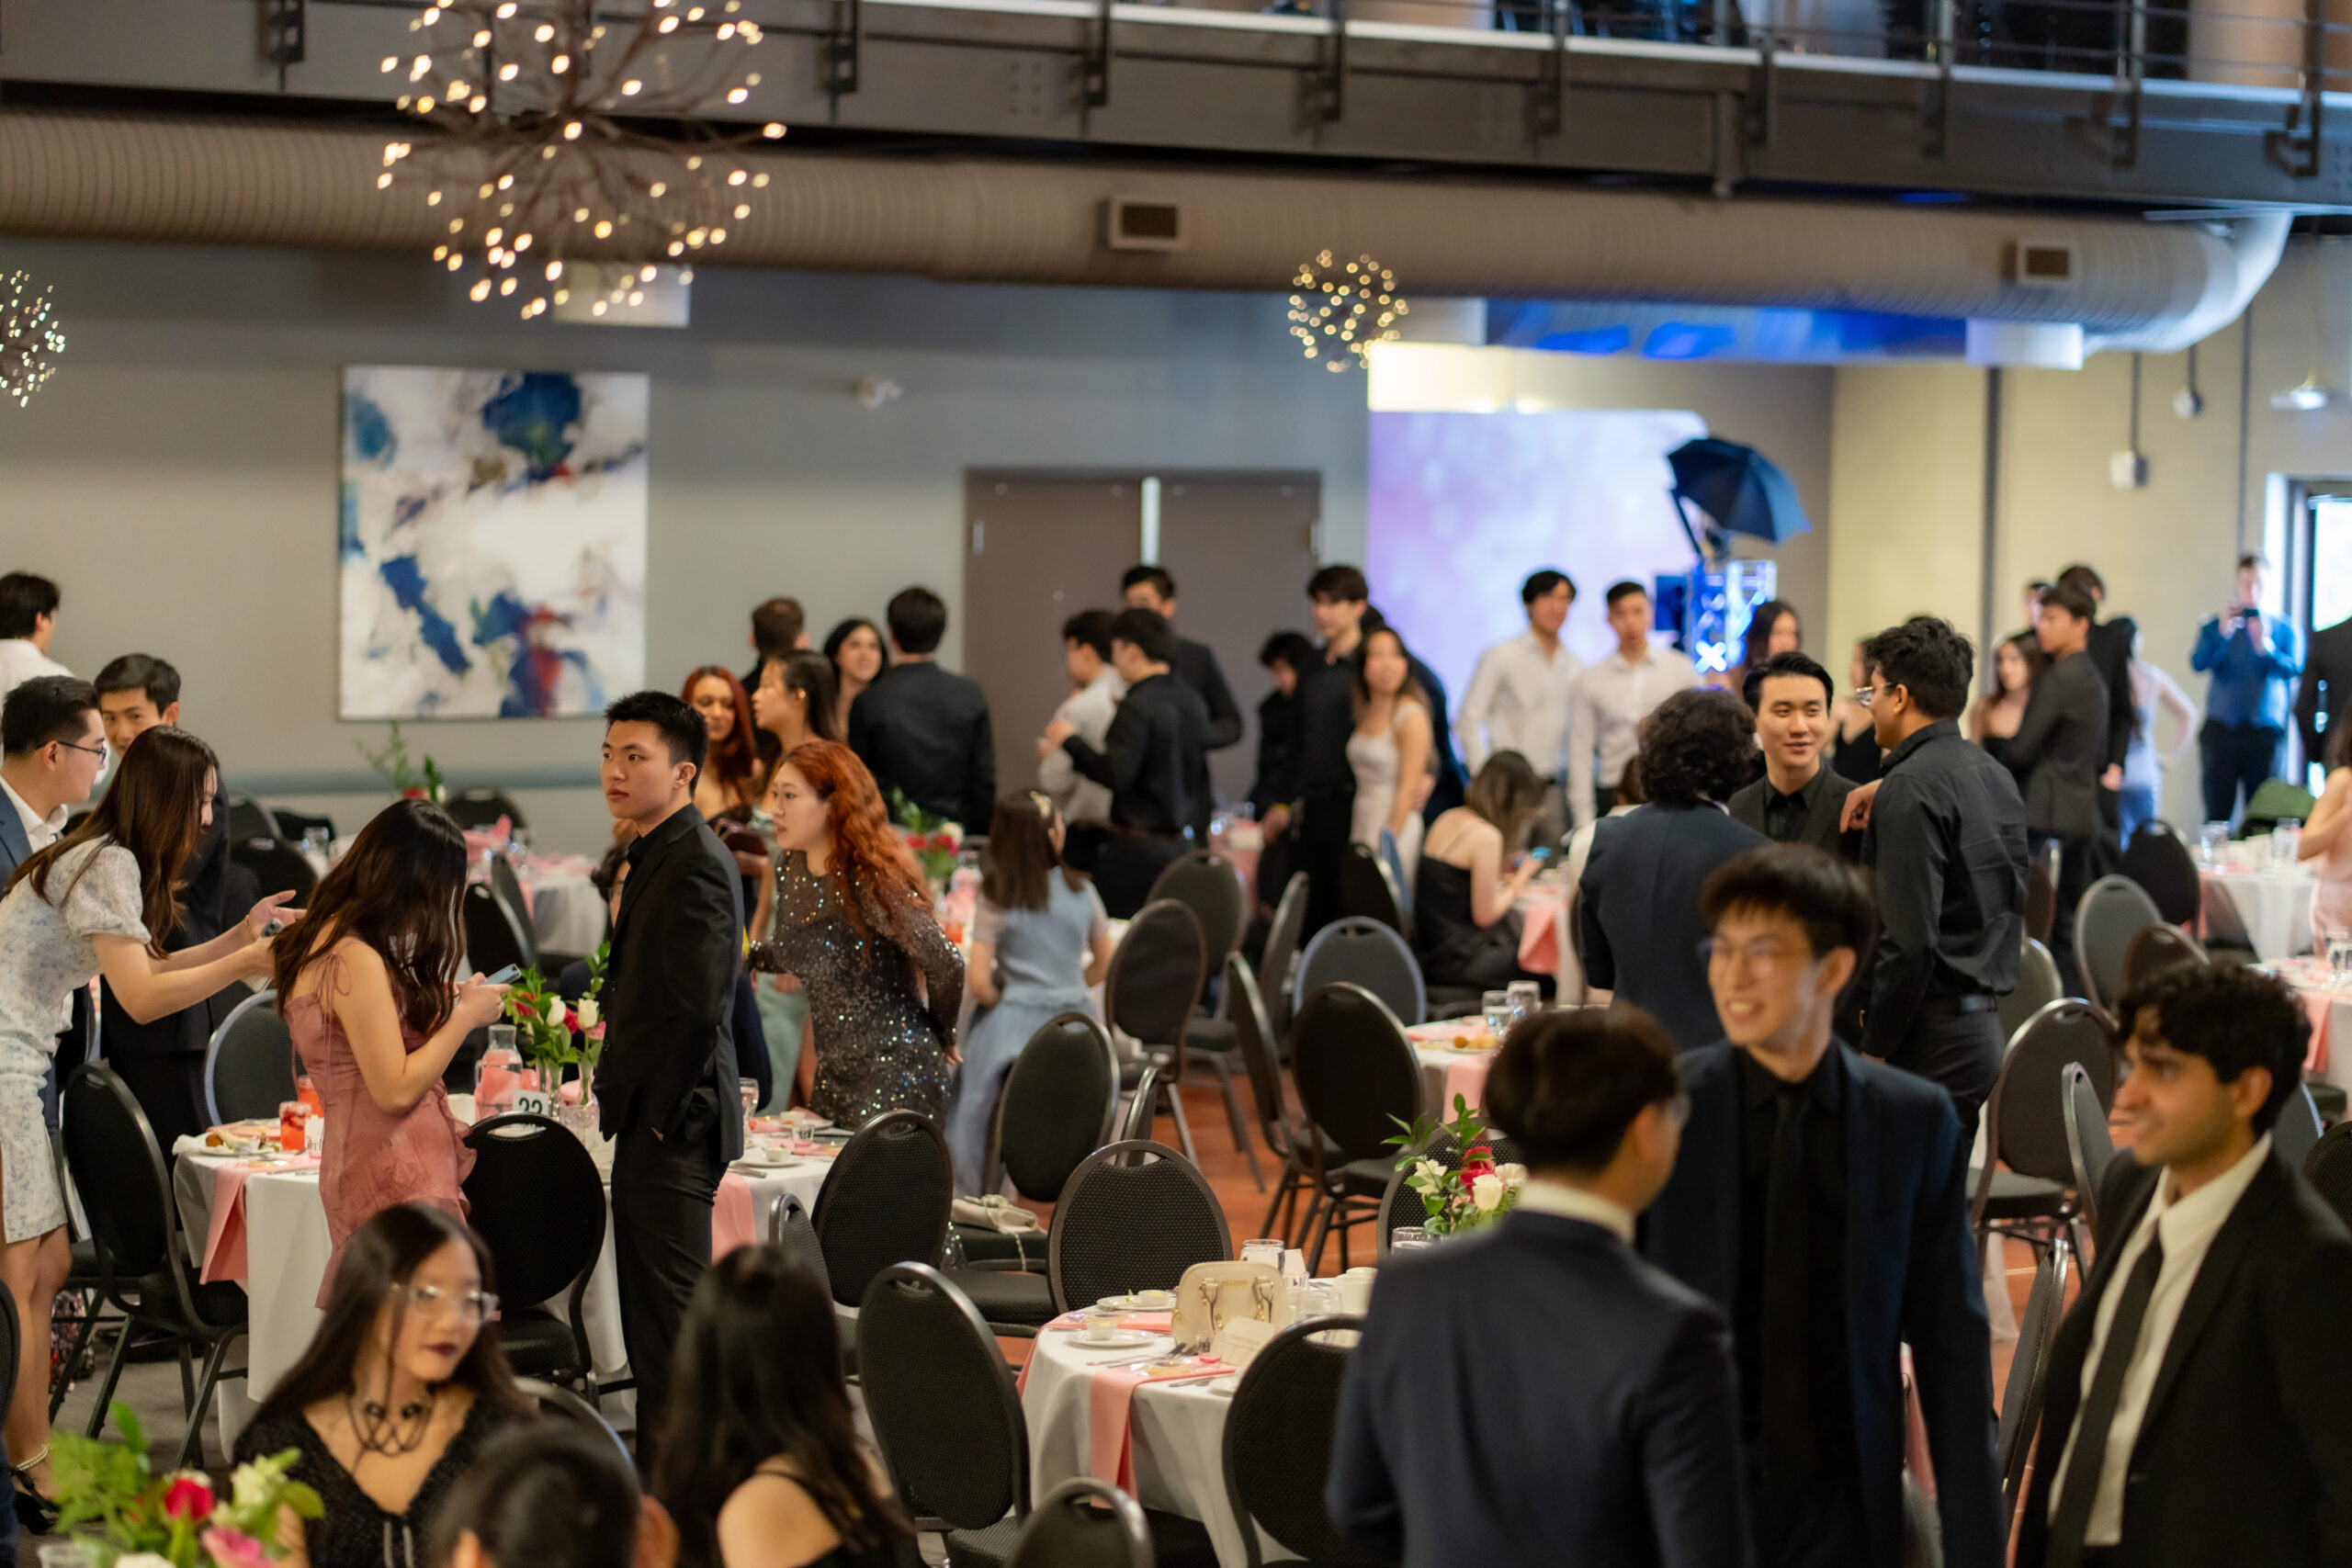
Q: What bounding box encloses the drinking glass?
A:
[1506,980,1542,1023]
[1482,990,1513,1036]
[2329,933,2352,984]
[507,827,532,858]
[277,1100,308,1154]
[300,827,331,862]
[1288,1281,1339,1321]
[1240,1237,1284,1269]
[41,1542,98,1568]
[2199,822,2230,864]
[740,1076,762,1127]
[1389,1225,1431,1253]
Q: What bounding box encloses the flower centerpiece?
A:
[1385,1093,1530,1237]
[888,787,964,891]
[498,942,608,1101]
[355,720,447,807]
[51,1403,322,1568]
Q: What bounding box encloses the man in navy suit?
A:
[1329,1007,1753,1568]
[1643,844,2001,1568]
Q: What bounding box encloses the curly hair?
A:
[1635,688,1759,806]
[777,739,928,943]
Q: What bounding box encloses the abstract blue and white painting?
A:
[340,367,648,718]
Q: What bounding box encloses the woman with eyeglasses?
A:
[238,1202,534,1568]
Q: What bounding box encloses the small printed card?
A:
[1210,1317,1278,1371]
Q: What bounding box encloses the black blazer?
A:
[847,660,997,833]
[2086,615,2139,773]
[1577,803,1769,1052]
[2017,1149,2352,1568]
[1726,766,1863,861]
[101,812,259,1058]
[1330,1210,1754,1568]
[592,804,743,1156]
[2007,649,2109,839]
[2299,615,2352,770]
[1643,1043,2003,1568]
[1169,635,1244,752]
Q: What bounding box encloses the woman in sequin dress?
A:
[749,741,961,1127]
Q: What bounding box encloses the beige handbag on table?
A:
[1170,1259,1294,1355]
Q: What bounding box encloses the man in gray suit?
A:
[2007,581,2109,997]
[0,675,104,881]
[1732,652,1863,863]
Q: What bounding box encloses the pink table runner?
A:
[713,1172,757,1260]
[199,1155,321,1285]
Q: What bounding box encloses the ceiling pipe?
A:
[0,109,2283,346]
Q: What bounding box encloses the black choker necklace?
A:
[346,1385,436,1458]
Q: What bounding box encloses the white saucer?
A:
[1097,1293,1177,1312]
[1069,1330,1160,1351]
[737,1155,804,1171]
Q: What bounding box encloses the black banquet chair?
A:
[2120,922,2209,991]
[2073,874,2164,1012]
[230,836,317,904]
[1289,983,1425,1273]
[1255,872,1311,1047]
[2061,1059,2117,1237]
[1147,852,1261,1190]
[462,1112,605,1393]
[1337,842,1409,941]
[1292,919,1425,1027]
[1105,899,1209,1165]
[1997,936,2064,1046]
[1047,1139,1232,1314]
[445,787,528,831]
[1008,1478,1156,1568]
[1972,999,2115,1263]
[1221,1316,1389,1568]
[960,1012,1121,1265]
[1994,1231,2075,1527]
[810,1110,954,1312]
[204,988,296,1125]
[2120,820,2203,926]
[462,882,535,981]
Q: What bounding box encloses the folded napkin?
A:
[1518,897,1562,974]
[1086,1358,1230,1490]
[711,1172,756,1261]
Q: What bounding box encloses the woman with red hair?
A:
[749,740,962,1125]
[680,666,763,829]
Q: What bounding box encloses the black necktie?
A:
[1761,1089,1816,1482]
[2046,1228,2167,1568]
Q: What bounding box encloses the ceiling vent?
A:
[2008,240,2078,288]
[1103,196,1184,253]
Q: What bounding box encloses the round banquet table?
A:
[169,1110,830,1451]
[2200,866,2315,961]
[1403,1021,1498,1113]
[514,858,607,954]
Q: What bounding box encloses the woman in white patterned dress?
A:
[0,727,286,1526]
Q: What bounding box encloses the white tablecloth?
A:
[1023,1324,1296,1568]
[2201,868,2316,960]
[517,865,606,955]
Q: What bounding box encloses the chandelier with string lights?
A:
[379,0,785,318]
[1287,251,1407,372]
[0,272,63,407]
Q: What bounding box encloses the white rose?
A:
[1495,1163,1528,1188]
[119,1554,176,1568]
[543,993,565,1027]
[574,997,599,1030]
[941,821,964,848]
[1471,1172,1505,1213]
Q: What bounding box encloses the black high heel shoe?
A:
[12,1446,57,1537]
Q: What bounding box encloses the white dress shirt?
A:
[0,639,69,697]
[1456,629,1584,777]
[1511,1177,1634,1243]
[1038,669,1124,825]
[1566,641,1701,829]
[2047,1133,2274,1545]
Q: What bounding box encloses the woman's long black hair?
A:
[273,797,469,1037]
[250,1203,529,1431]
[652,1246,910,1568]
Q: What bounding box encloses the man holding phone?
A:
[2190,554,2303,827]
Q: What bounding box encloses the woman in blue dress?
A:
[944,793,1114,1196]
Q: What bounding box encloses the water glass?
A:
[40,1543,98,1568]
[1507,980,1542,1023]
[740,1076,762,1126]
[300,827,331,861]
[1482,990,1513,1036]
[1240,1237,1284,1269]
[507,827,532,858]
[2329,933,2352,984]
[1288,1281,1339,1322]
[2199,822,2230,864]
[2277,820,2303,869]
[1389,1225,1432,1253]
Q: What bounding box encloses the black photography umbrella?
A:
[1667,436,1814,564]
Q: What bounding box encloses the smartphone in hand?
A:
[481,964,523,986]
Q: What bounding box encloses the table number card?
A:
[512,1088,554,1117]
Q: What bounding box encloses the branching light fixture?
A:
[1287,251,1407,372]
[379,0,786,320]
[0,272,63,408]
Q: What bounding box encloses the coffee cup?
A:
[1080,1314,1120,1343]
[1337,1271,1374,1316]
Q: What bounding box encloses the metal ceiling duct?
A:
[0,109,2283,348]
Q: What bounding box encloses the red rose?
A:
[402,788,426,800]
[1458,1144,1497,1190]
[164,1473,216,1521]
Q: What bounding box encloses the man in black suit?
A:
[591,691,744,1453]
[1578,688,1768,1052]
[2296,611,2352,779]
[1644,844,2002,1568]
[0,675,102,884]
[2007,583,2110,998]
[1731,652,1862,862]
[1330,1007,1753,1568]
[848,586,996,832]
[2021,963,2352,1568]
[2055,564,2139,851]
[1121,567,1243,755]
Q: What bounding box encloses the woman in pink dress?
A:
[272,799,509,1296]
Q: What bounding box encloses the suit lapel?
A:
[2136,1156,2283,1434]
[0,803,28,878]
[1805,781,1846,853]
[611,807,699,944]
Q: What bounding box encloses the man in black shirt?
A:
[847,586,996,832]
[1295,567,1373,931]
[1046,607,1210,917]
[1731,651,1863,862]
[2055,563,2139,853]
[1843,617,2026,1145]
[2007,584,2109,997]
[1122,567,1243,754]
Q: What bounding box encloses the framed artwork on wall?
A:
[339,365,649,718]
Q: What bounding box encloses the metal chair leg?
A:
[177,1340,197,1416]
[1159,1081,1199,1165]
[85,1320,137,1438]
[50,1303,99,1422]
[1206,1059,1266,1191]
[175,1331,243,1472]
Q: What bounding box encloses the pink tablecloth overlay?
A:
[201,1155,322,1285]
[713,1172,758,1260]
[1405,1022,1499,1112]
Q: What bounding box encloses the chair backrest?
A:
[2200,879,2257,951]
[994,1013,1120,1203]
[1118,1064,1161,1144]
[2023,857,2057,945]
[1337,843,1408,941]
[446,787,529,831]
[1145,852,1248,966]
[2275,1082,2325,1172]
[1995,1235,2073,1528]
[1294,919,1424,1026]
[2120,923,2209,991]
[205,988,296,1125]
[766,1193,832,1300]
[1103,899,1206,1053]
[1222,1317,1387,1567]
[857,1263,1029,1533]
[1256,872,1311,1043]
[2304,1122,2352,1231]
[1980,1000,2116,1215]
[2061,1061,2116,1235]
[231,838,319,904]
[489,855,542,967]
[224,793,281,844]
[1376,1126,1526,1258]
[2074,874,2165,1011]
[1289,983,1425,1164]
[61,1066,179,1281]
[1048,1140,1232,1314]
[461,1113,607,1308]
[1999,937,2064,1045]
[269,807,336,845]
[2120,821,2203,925]
[1007,1478,1154,1568]
[514,1377,633,1472]
[810,1111,952,1310]
[1225,954,1290,1142]
[2244,776,2318,835]
[462,882,535,979]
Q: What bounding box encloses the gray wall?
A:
[0,241,1372,851]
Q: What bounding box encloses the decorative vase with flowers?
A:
[1385,1094,1530,1237]
[51,1403,321,1568]
[496,943,608,1111]
[888,788,964,894]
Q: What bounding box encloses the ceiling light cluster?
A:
[379,0,786,320]
[1287,251,1407,372]
[0,272,63,407]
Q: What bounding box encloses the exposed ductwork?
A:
[0,109,2284,354]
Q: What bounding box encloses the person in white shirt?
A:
[2020,963,2352,1568]
[1566,581,1699,830]
[0,576,68,699]
[1456,570,1583,847]
[1035,609,1123,835]
[0,677,105,881]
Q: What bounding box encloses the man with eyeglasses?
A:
[1643,843,2000,1568]
[0,676,103,884]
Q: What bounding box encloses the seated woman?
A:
[274,798,508,1296]
[944,792,1114,1195]
[432,1423,666,1568]
[652,1246,920,1568]
[1415,751,1552,995]
[238,1203,534,1568]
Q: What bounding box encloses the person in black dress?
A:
[652,1246,921,1568]
[1416,751,1553,993]
[236,1203,531,1568]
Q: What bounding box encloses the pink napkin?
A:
[200,1165,255,1285]
[2301,990,2332,1072]
[1518,899,1560,976]
[711,1172,756,1260]
[1442,1056,1494,1113]
[1084,1356,1232,1491]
